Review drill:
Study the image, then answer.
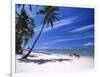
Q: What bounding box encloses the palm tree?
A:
[19,26,34,54]
[16,4,35,54]
[22,6,60,59]
[16,9,35,54]
[17,4,33,12]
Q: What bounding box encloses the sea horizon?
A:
[23,46,94,57]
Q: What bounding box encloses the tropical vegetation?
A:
[15,5,35,54]
[16,4,60,59]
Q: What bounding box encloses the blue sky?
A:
[16,4,94,49]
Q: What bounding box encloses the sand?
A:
[16,52,94,74]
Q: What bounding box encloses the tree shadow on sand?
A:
[18,58,72,65]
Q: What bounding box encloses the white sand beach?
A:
[16,52,94,74]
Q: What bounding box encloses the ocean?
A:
[33,46,94,57]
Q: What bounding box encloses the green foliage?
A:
[37,6,60,27]
[15,8,35,54]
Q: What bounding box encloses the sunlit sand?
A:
[16,51,94,74]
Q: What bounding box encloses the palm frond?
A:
[36,10,46,14]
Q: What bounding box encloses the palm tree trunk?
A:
[22,24,45,59]
[19,40,28,54]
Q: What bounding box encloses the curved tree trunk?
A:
[22,24,45,59]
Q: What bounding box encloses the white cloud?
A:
[35,16,79,32]
[70,24,94,32]
[83,42,94,46]
[43,35,94,45]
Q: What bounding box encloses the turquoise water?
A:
[33,47,94,57]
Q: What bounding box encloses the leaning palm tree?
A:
[22,6,60,59]
[16,9,35,54]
